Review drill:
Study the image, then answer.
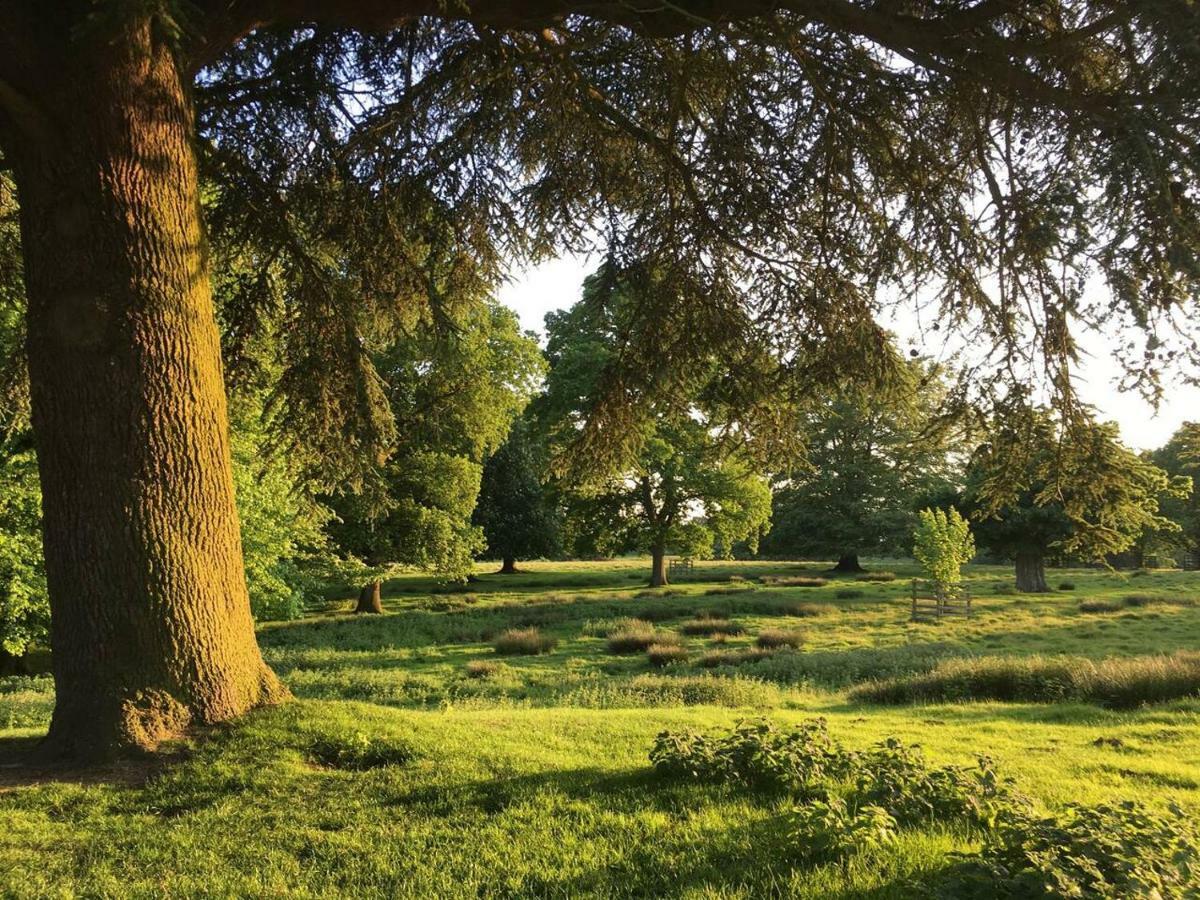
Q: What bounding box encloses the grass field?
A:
[2,559,1199,897]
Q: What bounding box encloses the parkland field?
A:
[2,559,1198,898]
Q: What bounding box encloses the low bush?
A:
[788,797,897,864]
[1079,598,1122,613]
[756,628,805,649]
[493,627,557,656]
[959,801,1200,899]
[680,618,745,637]
[646,643,690,667]
[1057,581,1076,591]
[834,589,864,600]
[633,605,679,622]
[851,652,1200,709]
[583,616,650,637]
[855,571,897,583]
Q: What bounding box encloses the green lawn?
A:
[2,559,1199,897]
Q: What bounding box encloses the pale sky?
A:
[497,254,1200,452]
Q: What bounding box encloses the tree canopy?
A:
[762,356,961,570]
[966,402,1189,591]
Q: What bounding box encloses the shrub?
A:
[1058,581,1076,591]
[680,618,744,637]
[788,796,897,864]
[584,616,651,637]
[464,659,502,679]
[647,643,689,667]
[1079,598,1122,613]
[855,571,897,583]
[634,605,678,622]
[1123,593,1155,607]
[756,628,804,649]
[834,589,864,600]
[962,802,1200,899]
[493,627,557,655]
[851,652,1200,708]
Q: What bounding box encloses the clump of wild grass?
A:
[790,602,827,617]
[493,627,557,655]
[680,617,745,637]
[762,575,828,588]
[634,605,679,623]
[756,628,805,649]
[1079,598,1122,614]
[835,589,864,600]
[727,574,747,583]
[465,659,503,679]
[705,585,752,596]
[584,616,650,638]
[697,647,777,668]
[1058,581,1076,591]
[994,583,1018,595]
[647,643,690,667]
[607,622,678,654]
[855,572,897,583]
[851,652,1200,709]
[308,732,414,770]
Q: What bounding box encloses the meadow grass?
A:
[1,557,1198,897]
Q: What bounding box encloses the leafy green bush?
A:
[788,796,897,864]
[958,802,1200,899]
[0,450,47,658]
[493,627,557,655]
[756,628,804,649]
[852,652,1200,708]
[913,507,975,599]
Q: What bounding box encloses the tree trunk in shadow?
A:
[1015,552,1050,593]
[499,557,518,575]
[355,581,384,614]
[830,554,865,573]
[650,546,669,587]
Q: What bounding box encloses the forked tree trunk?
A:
[831,554,864,573]
[356,581,384,614]
[6,20,285,759]
[650,546,669,587]
[1014,551,1050,593]
[499,556,518,575]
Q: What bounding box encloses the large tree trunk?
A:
[356,580,384,614]
[831,554,865,573]
[1014,551,1050,593]
[650,545,669,587]
[5,19,285,759]
[499,556,518,575]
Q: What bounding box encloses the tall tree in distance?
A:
[473,419,561,575]
[0,3,1197,755]
[327,302,545,609]
[1148,423,1200,566]
[967,403,1189,592]
[763,356,961,572]
[542,267,779,586]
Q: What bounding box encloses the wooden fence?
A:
[911,579,972,621]
[668,557,695,579]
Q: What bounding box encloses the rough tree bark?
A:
[3,18,286,758]
[650,545,669,587]
[1014,551,1050,593]
[355,580,384,614]
[499,556,519,575]
[831,554,864,573]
